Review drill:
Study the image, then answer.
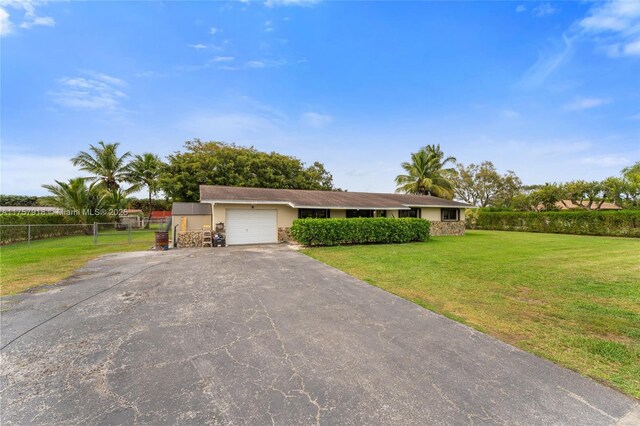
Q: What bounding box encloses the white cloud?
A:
[178,111,285,143]
[0,0,55,36]
[519,33,574,88]
[264,0,320,7]
[0,152,79,195]
[0,7,13,36]
[189,43,208,49]
[532,3,557,18]
[212,56,234,62]
[579,0,640,57]
[50,72,127,111]
[20,14,53,29]
[563,97,610,111]
[501,109,520,119]
[630,113,640,120]
[516,4,526,13]
[220,59,286,70]
[301,112,333,127]
[520,1,640,86]
[264,20,274,32]
[580,155,629,167]
[246,60,265,68]
[210,26,220,35]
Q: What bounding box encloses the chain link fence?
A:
[0,218,171,248]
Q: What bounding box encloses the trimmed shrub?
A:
[0,195,40,206]
[0,214,86,244]
[290,217,430,246]
[474,210,640,238]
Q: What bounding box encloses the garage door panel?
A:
[226,209,277,245]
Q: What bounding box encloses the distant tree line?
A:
[394,145,640,211]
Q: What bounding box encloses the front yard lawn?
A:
[303,230,640,399]
[0,231,157,296]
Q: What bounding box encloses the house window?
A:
[298,208,330,219]
[399,208,421,218]
[346,209,375,218]
[441,208,460,221]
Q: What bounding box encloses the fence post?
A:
[128,222,132,243]
[27,225,31,246]
[93,222,97,246]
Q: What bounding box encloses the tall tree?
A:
[621,161,640,208]
[71,141,131,191]
[395,144,457,199]
[159,140,339,201]
[41,178,107,230]
[561,180,605,210]
[454,161,522,207]
[126,153,165,225]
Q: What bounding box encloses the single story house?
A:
[172,185,473,246]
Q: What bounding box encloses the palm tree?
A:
[126,153,164,227]
[42,178,107,231]
[71,141,131,191]
[395,144,457,199]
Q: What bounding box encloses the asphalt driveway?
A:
[1,245,637,425]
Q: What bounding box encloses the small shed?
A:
[171,202,212,247]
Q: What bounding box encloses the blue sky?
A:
[1,0,639,195]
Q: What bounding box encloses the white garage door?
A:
[226,209,277,245]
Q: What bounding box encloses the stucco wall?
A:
[419,207,465,222]
[330,209,346,219]
[172,215,212,232]
[421,208,441,221]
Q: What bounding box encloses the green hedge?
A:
[474,211,640,237]
[290,217,430,246]
[0,214,86,244]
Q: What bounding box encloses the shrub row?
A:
[0,214,86,244]
[290,217,430,246]
[0,195,40,206]
[473,210,640,238]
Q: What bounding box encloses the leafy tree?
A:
[622,161,640,185]
[159,140,339,201]
[395,144,457,199]
[41,178,108,230]
[560,180,606,210]
[127,198,172,212]
[126,153,165,225]
[453,161,522,207]
[511,183,564,211]
[621,161,640,208]
[71,141,131,191]
[601,176,626,207]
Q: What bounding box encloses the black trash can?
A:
[155,231,169,251]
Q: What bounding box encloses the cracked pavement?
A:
[1,245,637,425]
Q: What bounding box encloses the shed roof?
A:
[199,185,473,209]
[171,202,212,215]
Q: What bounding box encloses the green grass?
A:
[0,229,160,296]
[302,230,640,398]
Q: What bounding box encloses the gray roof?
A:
[200,185,473,209]
[171,202,212,215]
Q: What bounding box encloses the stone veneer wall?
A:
[177,231,203,248]
[278,227,292,243]
[430,221,465,236]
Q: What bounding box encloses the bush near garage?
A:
[290,217,430,246]
[474,210,640,237]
